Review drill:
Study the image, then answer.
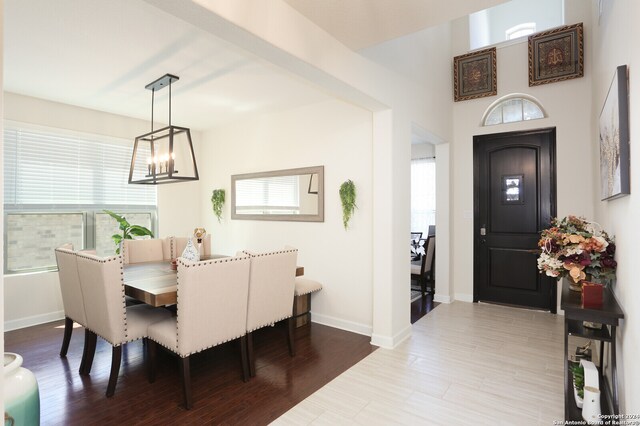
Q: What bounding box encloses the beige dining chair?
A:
[121,238,170,264]
[76,252,171,397]
[244,248,298,378]
[172,234,211,259]
[55,244,93,374]
[411,236,436,297]
[146,255,251,409]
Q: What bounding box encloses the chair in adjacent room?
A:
[54,244,91,373]
[244,248,298,378]
[146,255,251,409]
[411,236,436,296]
[76,252,171,397]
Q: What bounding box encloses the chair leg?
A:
[180,356,192,410]
[80,330,97,376]
[147,339,157,384]
[240,335,249,383]
[420,276,426,297]
[106,345,122,397]
[247,331,256,378]
[287,317,296,357]
[60,317,73,357]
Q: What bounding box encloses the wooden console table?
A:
[561,280,624,420]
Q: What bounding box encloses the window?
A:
[505,23,536,40]
[3,122,157,273]
[469,0,563,50]
[482,94,546,126]
[411,158,436,236]
[235,175,300,214]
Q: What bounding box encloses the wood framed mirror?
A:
[231,166,324,222]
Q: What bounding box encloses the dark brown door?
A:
[474,128,557,311]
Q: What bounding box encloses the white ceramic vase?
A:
[4,352,40,426]
[181,237,200,262]
[582,386,601,424]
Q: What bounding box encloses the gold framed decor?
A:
[453,47,497,102]
[528,23,584,86]
[600,65,630,200]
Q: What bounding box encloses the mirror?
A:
[231,166,324,222]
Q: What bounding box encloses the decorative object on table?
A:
[210,189,226,222]
[537,215,617,292]
[583,386,602,424]
[411,239,425,260]
[193,227,207,254]
[582,282,604,309]
[453,47,497,102]
[181,237,200,262]
[528,22,584,86]
[575,340,592,361]
[599,64,630,200]
[4,353,40,426]
[170,258,178,271]
[104,210,154,255]
[339,180,357,230]
[129,73,199,185]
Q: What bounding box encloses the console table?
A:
[561,280,624,420]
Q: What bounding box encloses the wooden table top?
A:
[124,256,304,307]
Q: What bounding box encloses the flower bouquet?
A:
[537,216,617,290]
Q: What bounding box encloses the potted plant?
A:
[570,362,585,408]
[339,180,357,230]
[537,216,617,291]
[211,189,225,223]
[103,210,154,254]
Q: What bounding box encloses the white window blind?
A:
[3,124,156,206]
[236,176,299,210]
[411,158,436,235]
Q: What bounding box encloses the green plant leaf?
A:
[129,225,155,238]
[103,209,128,227]
[339,180,357,230]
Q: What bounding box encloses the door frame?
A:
[472,127,558,312]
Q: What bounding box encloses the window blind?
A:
[3,124,156,206]
[236,176,299,209]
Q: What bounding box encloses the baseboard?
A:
[434,293,452,303]
[5,310,65,332]
[454,293,474,303]
[311,312,372,337]
[370,324,412,349]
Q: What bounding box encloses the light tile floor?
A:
[273,301,565,425]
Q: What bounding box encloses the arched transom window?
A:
[482,94,546,126]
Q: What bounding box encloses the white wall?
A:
[449,1,593,302]
[591,0,640,414]
[199,99,374,334]
[2,93,201,330]
[411,143,435,160]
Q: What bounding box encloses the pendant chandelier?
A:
[128,74,199,185]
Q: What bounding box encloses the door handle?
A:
[480,238,487,244]
[480,225,487,236]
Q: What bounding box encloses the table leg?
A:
[564,319,569,420]
[611,325,618,414]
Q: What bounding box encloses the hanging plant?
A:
[211,189,226,223]
[339,180,357,230]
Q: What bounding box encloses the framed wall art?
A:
[528,23,584,86]
[453,47,497,102]
[600,65,630,200]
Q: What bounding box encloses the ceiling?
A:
[3,0,331,131]
[4,0,510,131]
[283,0,510,50]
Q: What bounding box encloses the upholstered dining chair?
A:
[146,255,251,409]
[121,238,170,264]
[76,252,171,397]
[411,236,436,296]
[54,244,92,373]
[172,234,211,259]
[244,248,298,378]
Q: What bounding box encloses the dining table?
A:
[124,254,305,307]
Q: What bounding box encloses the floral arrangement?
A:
[537,215,617,284]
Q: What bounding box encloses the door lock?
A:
[480,226,487,236]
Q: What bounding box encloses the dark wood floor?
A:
[5,319,375,425]
[411,294,437,324]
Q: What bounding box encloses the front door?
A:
[473,128,557,311]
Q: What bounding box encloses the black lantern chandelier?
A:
[128,74,199,184]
